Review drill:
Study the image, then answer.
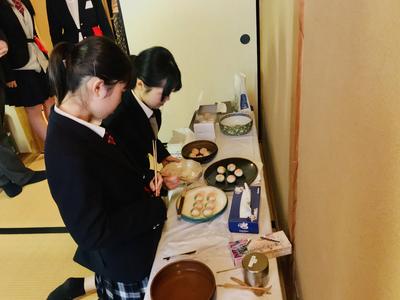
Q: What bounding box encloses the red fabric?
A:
[92,26,104,37]
[34,36,48,55]
[12,0,24,16]
[104,132,116,145]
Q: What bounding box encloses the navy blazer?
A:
[45,109,167,282]
[46,0,113,46]
[0,0,37,82]
[103,91,171,172]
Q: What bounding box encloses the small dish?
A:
[219,112,253,136]
[150,260,216,300]
[181,140,218,164]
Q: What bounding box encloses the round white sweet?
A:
[217,166,226,174]
[191,208,201,217]
[191,148,200,155]
[203,208,213,217]
[226,174,236,183]
[194,193,204,201]
[207,193,217,202]
[215,174,225,182]
[205,202,216,210]
[234,168,243,177]
[193,202,204,210]
[227,163,236,172]
[199,147,209,155]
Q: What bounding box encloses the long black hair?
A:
[132,46,182,99]
[48,36,131,102]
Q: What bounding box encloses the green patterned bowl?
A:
[219,113,253,136]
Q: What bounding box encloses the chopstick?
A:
[176,186,187,217]
[216,266,241,274]
[152,140,158,196]
[260,236,280,243]
[216,283,272,294]
[230,277,247,286]
[162,250,197,261]
[230,276,268,296]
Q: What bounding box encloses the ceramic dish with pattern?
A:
[204,157,258,191]
[176,186,227,223]
[219,112,253,136]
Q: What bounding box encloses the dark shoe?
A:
[2,182,22,198]
[47,277,85,300]
[25,170,47,186]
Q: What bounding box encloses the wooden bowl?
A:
[181,140,218,164]
[150,260,216,300]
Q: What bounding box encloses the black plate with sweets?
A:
[204,157,258,191]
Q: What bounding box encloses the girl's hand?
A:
[0,40,8,57]
[6,81,17,88]
[149,173,163,197]
[163,175,180,190]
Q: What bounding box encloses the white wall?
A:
[120,0,258,142]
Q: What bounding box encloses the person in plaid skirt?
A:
[45,37,166,300]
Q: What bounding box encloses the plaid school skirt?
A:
[95,275,148,300]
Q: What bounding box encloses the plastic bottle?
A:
[234,73,251,112]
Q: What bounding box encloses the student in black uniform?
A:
[46,0,114,46]
[45,36,166,300]
[0,29,46,198]
[104,46,182,189]
[0,0,54,142]
[47,46,183,300]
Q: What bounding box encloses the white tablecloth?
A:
[144,121,283,300]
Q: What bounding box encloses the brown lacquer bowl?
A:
[181,140,218,164]
[150,260,216,300]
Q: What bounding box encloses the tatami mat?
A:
[0,234,97,300]
[0,155,64,228]
[0,155,97,299]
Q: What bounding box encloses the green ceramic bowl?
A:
[219,113,253,136]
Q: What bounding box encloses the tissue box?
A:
[228,185,260,234]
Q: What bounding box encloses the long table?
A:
[144,121,283,300]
